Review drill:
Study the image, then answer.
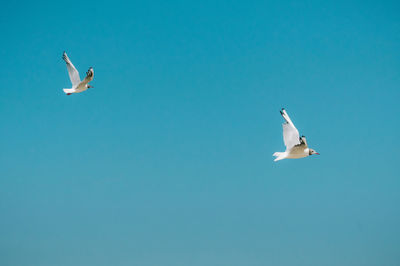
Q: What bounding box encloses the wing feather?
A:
[300,136,308,147]
[280,109,300,150]
[82,67,94,84]
[62,52,81,87]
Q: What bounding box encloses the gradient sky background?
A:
[1,1,400,265]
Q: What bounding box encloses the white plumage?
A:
[273,108,319,161]
[62,51,94,95]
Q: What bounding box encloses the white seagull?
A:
[62,51,94,95]
[273,108,319,161]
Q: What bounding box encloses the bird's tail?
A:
[63,88,74,94]
[273,152,286,162]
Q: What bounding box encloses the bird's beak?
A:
[315,152,320,155]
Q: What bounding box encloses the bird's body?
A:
[63,82,90,94]
[62,52,94,95]
[273,108,319,161]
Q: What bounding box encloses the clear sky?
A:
[1,1,399,265]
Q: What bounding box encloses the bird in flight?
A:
[62,51,94,95]
[273,108,319,161]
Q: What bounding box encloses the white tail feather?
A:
[273,152,286,161]
[63,88,74,94]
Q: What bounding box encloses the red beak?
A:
[315,153,320,155]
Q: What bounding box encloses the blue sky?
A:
[1,1,400,265]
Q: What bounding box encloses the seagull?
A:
[62,51,94,95]
[273,108,319,161]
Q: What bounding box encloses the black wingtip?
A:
[280,108,285,115]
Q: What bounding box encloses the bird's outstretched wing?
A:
[62,51,81,87]
[82,67,94,84]
[280,108,301,150]
[299,135,308,147]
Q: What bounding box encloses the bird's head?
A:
[309,149,320,155]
